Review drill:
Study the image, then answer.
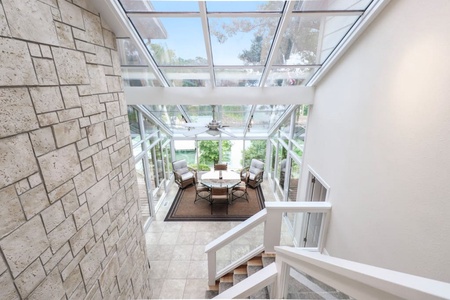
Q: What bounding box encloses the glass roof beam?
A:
[267,105,297,137]
[176,105,192,123]
[106,0,169,87]
[259,1,297,87]
[199,1,215,87]
[243,105,257,137]
[137,105,174,136]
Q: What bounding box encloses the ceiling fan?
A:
[182,105,236,137]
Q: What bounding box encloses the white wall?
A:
[301,0,450,282]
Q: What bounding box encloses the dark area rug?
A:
[165,185,265,221]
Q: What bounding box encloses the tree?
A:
[242,140,266,166]
[199,140,232,165]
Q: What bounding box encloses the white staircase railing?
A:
[204,202,332,285]
[216,246,450,299]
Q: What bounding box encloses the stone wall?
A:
[0,0,151,299]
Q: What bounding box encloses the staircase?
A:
[205,251,353,299]
[205,252,276,299]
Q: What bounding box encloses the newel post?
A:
[263,207,283,252]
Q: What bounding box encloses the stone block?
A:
[28,172,42,188]
[0,88,39,138]
[110,144,131,169]
[52,47,89,85]
[38,144,81,192]
[0,271,20,299]
[104,228,119,255]
[55,21,75,49]
[15,178,30,195]
[57,250,73,274]
[19,184,50,220]
[79,143,99,161]
[99,254,119,294]
[81,95,104,116]
[90,112,107,125]
[29,127,56,157]
[0,185,26,238]
[82,10,104,46]
[43,243,70,274]
[41,201,66,233]
[28,267,65,300]
[14,259,46,298]
[106,75,123,92]
[61,249,86,281]
[57,108,83,122]
[79,240,106,284]
[0,37,38,86]
[33,57,59,85]
[75,39,96,53]
[106,101,121,119]
[28,42,42,57]
[2,0,59,45]
[81,64,109,95]
[63,267,83,298]
[30,86,64,114]
[73,166,96,195]
[76,137,89,151]
[0,4,11,37]
[58,0,84,29]
[0,216,50,277]
[60,86,81,109]
[53,119,81,148]
[0,133,38,189]
[86,176,112,215]
[61,189,79,217]
[93,148,112,180]
[37,112,59,127]
[81,157,94,170]
[47,217,77,253]
[40,45,52,58]
[48,180,75,203]
[73,203,90,230]
[103,29,116,50]
[93,212,111,241]
[88,45,112,66]
[87,122,106,145]
[102,136,117,149]
[69,222,94,255]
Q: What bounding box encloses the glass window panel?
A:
[128,106,141,145]
[215,68,262,87]
[242,140,267,167]
[265,67,319,87]
[122,67,163,87]
[120,0,199,12]
[293,105,308,147]
[160,67,211,87]
[174,140,197,165]
[163,142,172,187]
[135,159,151,226]
[229,140,244,171]
[251,105,289,133]
[145,105,185,130]
[143,115,158,139]
[206,1,284,12]
[209,17,279,66]
[274,14,360,65]
[117,38,146,65]
[130,16,207,66]
[293,0,372,11]
[182,105,214,124]
[288,159,301,201]
[199,140,219,169]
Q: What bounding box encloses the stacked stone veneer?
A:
[0,0,151,299]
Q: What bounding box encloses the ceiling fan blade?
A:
[181,122,207,128]
[183,127,208,137]
[218,127,236,137]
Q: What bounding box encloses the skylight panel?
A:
[206,1,284,12]
[293,0,372,11]
[160,67,211,87]
[265,66,318,87]
[120,0,199,12]
[214,68,263,87]
[130,16,208,66]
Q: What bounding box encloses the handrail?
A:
[275,246,450,300]
[212,246,450,299]
[205,202,332,285]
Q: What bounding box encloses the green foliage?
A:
[198,140,232,165]
[242,140,266,166]
[239,36,263,64]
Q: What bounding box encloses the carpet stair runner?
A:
[205,252,352,299]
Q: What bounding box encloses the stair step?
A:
[233,273,248,286]
[261,253,276,268]
[205,290,219,299]
[219,273,234,293]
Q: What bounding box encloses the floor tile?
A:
[159,279,186,299]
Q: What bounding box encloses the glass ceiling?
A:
[115,0,380,137]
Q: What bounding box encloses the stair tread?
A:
[220,273,234,283]
[247,257,263,266]
[219,282,233,294]
[234,265,248,275]
[207,283,219,292]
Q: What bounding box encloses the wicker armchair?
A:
[172,159,196,189]
[240,159,264,188]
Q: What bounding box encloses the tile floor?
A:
[145,181,293,299]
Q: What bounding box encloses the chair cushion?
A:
[178,167,189,175]
[181,172,194,180]
[251,159,264,170]
[173,160,187,170]
[249,166,262,175]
